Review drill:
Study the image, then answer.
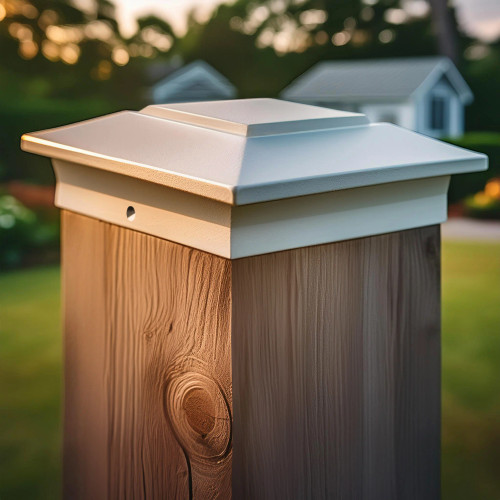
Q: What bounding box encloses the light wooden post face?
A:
[62,211,440,500]
[62,211,232,499]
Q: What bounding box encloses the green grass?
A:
[0,266,61,500]
[0,241,499,499]
[441,241,500,500]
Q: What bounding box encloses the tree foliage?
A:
[0,0,176,105]
[0,0,497,130]
[180,0,447,96]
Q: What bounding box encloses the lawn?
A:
[441,241,500,500]
[0,240,499,499]
[0,266,61,500]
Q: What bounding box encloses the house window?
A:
[430,95,446,131]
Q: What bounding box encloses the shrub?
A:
[0,98,118,185]
[445,133,500,204]
[0,195,59,270]
[463,178,500,220]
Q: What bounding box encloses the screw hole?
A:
[126,206,136,221]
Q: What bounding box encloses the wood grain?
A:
[232,225,441,500]
[62,210,440,500]
[62,210,108,499]
[62,210,232,499]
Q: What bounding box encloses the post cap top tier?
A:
[21,98,486,206]
[140,98,368,137]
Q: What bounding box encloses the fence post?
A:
[22,98,487,499]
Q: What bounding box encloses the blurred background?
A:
[0,0,499,498]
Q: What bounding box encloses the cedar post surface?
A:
[22,98,487,499]
[62,213,441,499]
[62,211,232,499]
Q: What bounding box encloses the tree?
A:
[182,0,440,96]
[428,0,459,63]
[0,0,180,105]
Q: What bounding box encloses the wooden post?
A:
[22,99,487,499]
[61,211,232,499]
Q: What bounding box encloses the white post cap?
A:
[22,98,487,258]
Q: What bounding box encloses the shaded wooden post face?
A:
[232,224,441,500]
[22,98,486,500]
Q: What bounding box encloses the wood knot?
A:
[183,388,215,437]
[164,368,231,463]
[143,330,154,341]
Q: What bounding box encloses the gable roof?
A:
[281,57,473,104]
[145,56,184,85]
[152,60,237,103]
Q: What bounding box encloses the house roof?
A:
[151,60,237,103]
[145,56,184,85]
[21,98,486,206]
[281,57,473,104]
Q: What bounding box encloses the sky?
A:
[86,0,500,42]
[454,0,500,41]
[111,0,229,36]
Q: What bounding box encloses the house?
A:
[281,57,473,138]
[150,60,237,104]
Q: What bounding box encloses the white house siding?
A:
[448,93,464,137]
[358,102,415,130]
[313,101,416,130]
[316,102,358,113]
